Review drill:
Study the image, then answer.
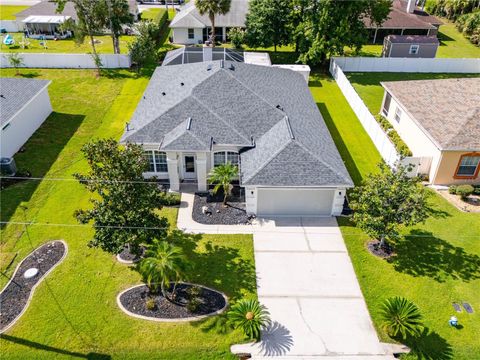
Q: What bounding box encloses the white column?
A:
[222,27,227,43]
[167,152,180,192]
[196,152,208,192]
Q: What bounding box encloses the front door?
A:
[184,155,196,179]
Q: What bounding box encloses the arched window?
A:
[213,151,239,167]
[144,151,167,172]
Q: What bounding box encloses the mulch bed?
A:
[367,240,394,258]
[117,246,145,263]
[192,191,252,225]
[0,241,66,332]
[119,283,227,320]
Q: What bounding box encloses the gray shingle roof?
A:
[122,61,353,188]
[382,78,480,151]
[15,2,78,21]
[0,78,51,127]
[170,0,248,28]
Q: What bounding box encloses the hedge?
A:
[374,114,412,157]
[155,9,169,30]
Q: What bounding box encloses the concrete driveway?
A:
[236,217,394,359]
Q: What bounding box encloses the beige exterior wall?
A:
[435,151,480,185]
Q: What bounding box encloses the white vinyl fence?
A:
[0,53,131,69]
[332,57,480,73]
[0,20,20,33]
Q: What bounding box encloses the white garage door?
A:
[257,188,335,216]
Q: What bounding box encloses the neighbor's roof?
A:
[121,61,353,188]
[22,15,71,24]
[170,0,248,28]
[364,0,442,29]
[382,78,480,151]
[15,1,78,21]
[0,78,51,127]
[386,35,439,44]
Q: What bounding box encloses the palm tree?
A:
[228,299,270,340]
[379,297,424,339]
[208,162,238,206]
[137,241,189,303]
[195,0,232,43]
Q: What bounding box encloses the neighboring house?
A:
[365,0,442,43]
[170,0,248,44]
[380,78,480,185]
[121,60,353,216]
[382,35,439,58]
[0,78,52,159]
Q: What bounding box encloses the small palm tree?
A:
[380,297,424,339]
[208,162,238,206]
[7,53,24,76]
[137,241,189,303]
[228,299,270,341]
[196,0,232,42]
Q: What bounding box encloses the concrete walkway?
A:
[178,193,394,359]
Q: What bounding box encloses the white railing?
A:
[0,53,131,69]
[332,57,480,73]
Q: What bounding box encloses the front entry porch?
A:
[167,152,208,192]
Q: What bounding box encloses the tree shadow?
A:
[259,321,294,356]
[397,328,453,360]
[18,71,41,78]
[317,102,363,185]
[0,113,84,230]
[0,334,111,359]
[389,229,480,282]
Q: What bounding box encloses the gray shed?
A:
[382,35,439,58]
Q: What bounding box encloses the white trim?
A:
[116,282,228,322]
[0,240,68,334]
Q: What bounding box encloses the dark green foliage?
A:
[145,297,156,310]
[160,191,181,206]
[128,21,161,70]
[425,0,478,20]
[350,163,430,248]
[74,138,168,254]
[380,296,424,338]
[456,184,474,200]
[456,11,480,45]
[245,0,292,51]
[186,297,201,313]
[154,8,169,29]
[228,299,270,340]
[103,0,134,54]
[228,27,245,48]
[375,114,412,157]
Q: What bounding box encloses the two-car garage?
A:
[253,188,338,217]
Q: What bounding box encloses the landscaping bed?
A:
[117,246,145,264]
[192,190,251,225]
[0,240,66,333]
[118,283,227,321]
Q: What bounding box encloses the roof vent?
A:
[180,82,184,86]
[220,60,224,68]
[285,116,294,140]
[207,64,213,71]
[0,94,5,99]
[162,92,166,96]
[186,117,192,130]
[276,105,284,111]
[229,63,235,71]
[126,122,131,131]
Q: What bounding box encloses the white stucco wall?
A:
[172,28,204,45]
[1,86,52,158]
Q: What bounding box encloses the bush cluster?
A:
[448,184,475,200]
[456,11,480,45]
[160,191,181,206]
[374,115,412,157]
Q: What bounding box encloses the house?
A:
[380,78,480,185]
[14,1,139,39]
[121,61,353,216]
[0,78,52,159]
[382,35,439,58]
[169,0,248,44]
[365,0,442,44]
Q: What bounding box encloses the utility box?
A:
[0,157,17,176]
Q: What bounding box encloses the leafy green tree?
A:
[196,0,232,42]
[380,297,424,339]
[74,139,168,254]
[103,0,134,54]
[228,27,245,48]
[349,163,429,250]
[208,162,238,205]
[128,21,160,71]
[296,0,391,65]
[228,299,271,340]
[137,241,190,302]
[244,0,292,52]
[6,53,24,75]
[456,10,480,45]
[425,0,478,20]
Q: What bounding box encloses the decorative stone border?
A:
[0,240,68,334]
[116,282,228,323]
[116,254,135,265]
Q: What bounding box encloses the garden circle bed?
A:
[0,240,67,333]
[367,240,394,258]
[117,283,228,322]
[116,246,145,264]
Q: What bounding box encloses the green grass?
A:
[0,68,256,359]
[346,72,480,115]
[141,7,176,21]
[0,35,135,54]
[0,5,28,20]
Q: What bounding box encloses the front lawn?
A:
[0,69,256,359]
[0,35,135,54]
[0,5,28,20]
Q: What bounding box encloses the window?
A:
[394,107,402,123]
[409,44,419,54]
[144,150,167,173]
[213,151,239,167]
[456,154,480,178]
[382,92,392,116]
[188,28,194,39]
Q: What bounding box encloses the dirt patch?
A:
[367,240,394,259]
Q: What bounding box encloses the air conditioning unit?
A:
[0,157,17,176]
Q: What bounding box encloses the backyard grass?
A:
[0,35,135,54]
[0,68,256,359]
[0,5,28,20]
[141,7,176,21]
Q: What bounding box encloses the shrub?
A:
[187,297,201,313]
[160,191,181,206]
[187,285,202,298]
[145,298,156,310]
[228,299,271,340]
[448,185,457,194]
[473,185,480,195]
[380,297,424,339]
[228,27,245,49]
[154,9,169,30]
[374,115,412,157]
[456,184,474,200]
[456,11,480,45]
